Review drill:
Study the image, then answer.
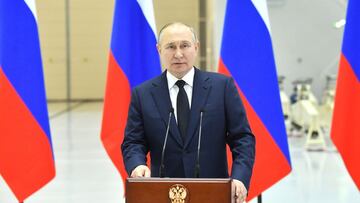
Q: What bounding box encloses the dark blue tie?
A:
[176,80,190,141]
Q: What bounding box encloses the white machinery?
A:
[290,79,326,150]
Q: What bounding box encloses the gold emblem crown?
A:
[169,184,188,203]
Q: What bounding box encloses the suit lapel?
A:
[184,68,211,149]
[151,71,183,146]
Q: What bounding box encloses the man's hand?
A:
[130,165,151,178]
[232,179,247,203]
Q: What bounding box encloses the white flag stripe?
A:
[24,0,38,21]
[137,0,158,39]
[251,0,272,34]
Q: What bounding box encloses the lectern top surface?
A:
[126,178,232,183]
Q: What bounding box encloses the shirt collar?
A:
[167,67,194,90]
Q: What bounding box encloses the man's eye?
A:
[181,44,190,48]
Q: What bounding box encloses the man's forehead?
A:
[162,28,192,38]
[160,31,194,44]
[159,23,195,42]
[163,23,191,33]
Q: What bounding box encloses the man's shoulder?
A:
[197,69,231,83]
[133,73,164,91]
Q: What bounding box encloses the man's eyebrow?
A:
[165,40,192,46]
[164,42,175,47]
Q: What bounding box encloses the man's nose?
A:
[174,49,183,58]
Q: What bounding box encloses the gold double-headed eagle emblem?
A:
[169,184,188,203]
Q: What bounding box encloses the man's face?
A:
[157,24,199,79]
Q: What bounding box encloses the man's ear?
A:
[195,41,200,52]
[156,43,161,54]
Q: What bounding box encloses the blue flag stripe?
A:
[110,0,161,88]
[221,0,290,162]
[0,0,52,141]
[342,0,360,81]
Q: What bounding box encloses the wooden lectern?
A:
[126,178,232,203]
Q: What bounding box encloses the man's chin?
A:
[169,66,191,78]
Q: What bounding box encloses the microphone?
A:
[159,108,174,178]
[194,108,205,178]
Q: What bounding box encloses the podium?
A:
[126,178,232,203]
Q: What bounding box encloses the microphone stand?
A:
[159,108,173,178]
[194,109,204,178]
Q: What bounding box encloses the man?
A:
[121,22,255,203]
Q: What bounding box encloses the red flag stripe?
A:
[219,60,291,200]
[0,67,55,201]
[331,54,360,189]
[100,52,131,190]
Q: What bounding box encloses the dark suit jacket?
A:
[121,68,255,189]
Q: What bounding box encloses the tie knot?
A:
[175,80,186,88]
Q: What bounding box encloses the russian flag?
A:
[218,0,291,200]
[0,0,55,201]
[331,0,360,190]
[100,0,161,193]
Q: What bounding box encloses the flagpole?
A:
[257,194,262,203]
[65,0,71,102]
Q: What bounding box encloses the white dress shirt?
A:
[166,67,194,122]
